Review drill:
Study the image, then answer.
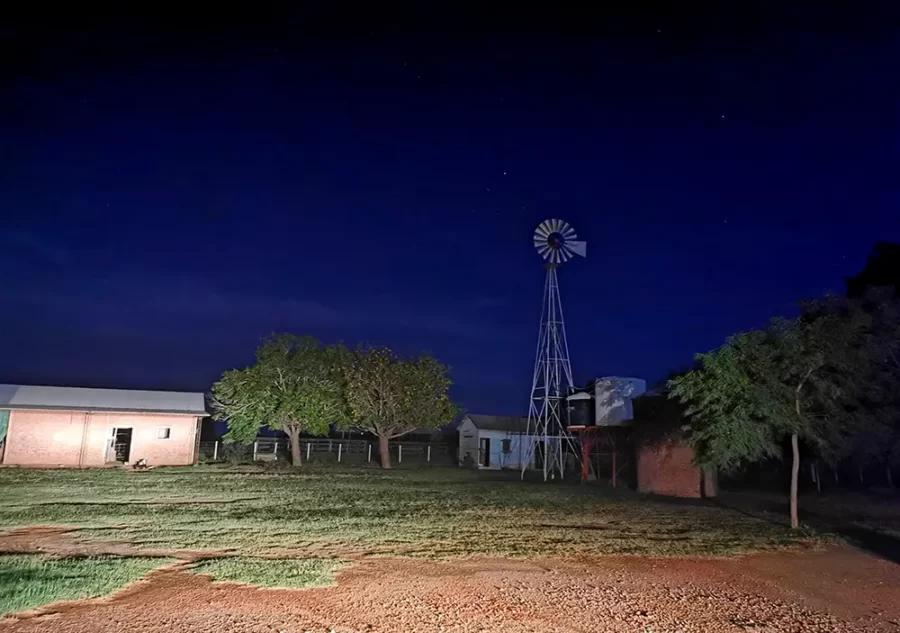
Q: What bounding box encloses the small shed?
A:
[0,384,207,468]
[457,414,534,470]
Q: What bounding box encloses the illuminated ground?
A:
[0,467,897,631]
[0,466,807,557]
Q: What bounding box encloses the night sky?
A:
[3,7,899,415]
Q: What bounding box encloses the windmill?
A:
[522,219,586,481]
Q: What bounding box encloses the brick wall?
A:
[637,438,703,498]
[632,395,717,499]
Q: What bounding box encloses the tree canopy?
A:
[343,347,457,468]
[669,301,869,527]
[209,334,349,466]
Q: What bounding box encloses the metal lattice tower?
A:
[521,219,586,481]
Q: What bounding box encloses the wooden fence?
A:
[198,437,454,466]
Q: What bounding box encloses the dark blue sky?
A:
[2,8,899,414]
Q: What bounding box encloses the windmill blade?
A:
[561,225,577,240]
[536,220,553,237]
[558,250,570,263]
[565,240,587,257]
[551,218,564,234]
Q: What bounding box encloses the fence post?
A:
[427,445,431,462]
[252,441,258,461]
[399,444,402,464]
[338,444,342,462]
[367,443,372,462]
[213,441,219,461]
[306,442,311,462]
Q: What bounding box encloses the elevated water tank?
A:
[565,391,594,427]
[594,377,647,426]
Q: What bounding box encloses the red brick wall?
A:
[637,438,703,498]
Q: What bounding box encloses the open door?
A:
[106,428,133,463]
[479,437,491,468]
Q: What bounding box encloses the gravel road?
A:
[1,545,897,632]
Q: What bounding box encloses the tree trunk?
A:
[790,433,800,529]
[815,463,821,494]
[378,434,391,469]
[288,430,302,467]
[858,466,864,485]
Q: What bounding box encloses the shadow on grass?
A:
[832,526,900,564]
[714,495,900,564]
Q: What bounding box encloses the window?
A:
[157,427,171,440]
[501,439,511,454]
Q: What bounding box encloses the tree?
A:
[849,288,900,486]
[846,242,900,297]
[343,347,457,468]
[209,335,349,466]
[670,305,867,528]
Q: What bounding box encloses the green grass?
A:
[0,554,171,616]
[0,467,809,558]
[190,557,342,589]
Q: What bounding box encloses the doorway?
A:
[479,437,491,467]
[106,428,133,463]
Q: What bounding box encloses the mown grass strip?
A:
[190,557,343,589]
[0,554,172,616]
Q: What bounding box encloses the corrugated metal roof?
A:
[464,414,529,433]
[0,384,207,416]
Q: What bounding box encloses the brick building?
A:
[633,394,717,498]
[0,384,206,468]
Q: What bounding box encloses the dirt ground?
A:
[1,528,898,633]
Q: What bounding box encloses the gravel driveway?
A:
[1,545,897,632]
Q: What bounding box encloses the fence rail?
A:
[198,438,453,465]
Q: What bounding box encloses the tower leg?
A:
[611,431,617,488]
[581,432,591,482]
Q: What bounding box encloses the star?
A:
[503,172,507,175]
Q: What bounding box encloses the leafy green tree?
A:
[209,335,349,466]
[670,304,868,528]
[343,347,457,468]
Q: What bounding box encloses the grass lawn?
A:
[190,557,342,589]
[0,466,811,558]
[0,554,171,616]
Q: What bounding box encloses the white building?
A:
[457,414,535,470]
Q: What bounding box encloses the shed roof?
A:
[464,414,529,433]
[0,384,207,416]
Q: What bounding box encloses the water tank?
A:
[565,392,594,427]
[594,377,647,426]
